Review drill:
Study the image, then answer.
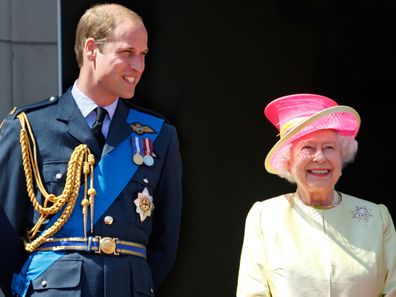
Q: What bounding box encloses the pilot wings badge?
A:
[131,122,156,135]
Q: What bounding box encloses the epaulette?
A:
[7,96,58,120]
[121,99,170,123]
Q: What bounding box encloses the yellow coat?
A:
[237,193,396,297]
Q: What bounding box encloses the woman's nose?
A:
[313,149,325,162]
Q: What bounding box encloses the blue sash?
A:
[11,108,164,296]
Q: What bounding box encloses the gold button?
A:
[104,216,113,225]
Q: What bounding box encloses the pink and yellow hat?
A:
[264,93,361,174]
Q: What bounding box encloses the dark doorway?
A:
[61,1,396,296]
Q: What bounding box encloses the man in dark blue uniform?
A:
[0,3,182,297]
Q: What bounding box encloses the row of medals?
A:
[133,152,154,166]
[132,136,154,167]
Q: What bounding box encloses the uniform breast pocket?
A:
[42,162,68,196]
[122,175,155,232]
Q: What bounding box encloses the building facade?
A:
[0,0,58,120]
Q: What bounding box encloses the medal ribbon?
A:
[143,138,153,158]
[134,136,142,156]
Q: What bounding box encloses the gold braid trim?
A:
[17,112,96,253]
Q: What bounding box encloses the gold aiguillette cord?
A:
[17,112,97,251]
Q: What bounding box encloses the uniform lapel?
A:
[56,89,102,156]
[102,100,133,156]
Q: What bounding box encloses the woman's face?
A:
[289,129,342,195]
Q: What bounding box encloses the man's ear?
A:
[84,38,98,62]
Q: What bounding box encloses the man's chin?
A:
[120,91,135,100]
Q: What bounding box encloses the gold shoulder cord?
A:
[17,112,97,252]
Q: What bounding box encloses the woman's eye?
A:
[302,145,314,151]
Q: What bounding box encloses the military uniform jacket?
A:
[0,89,183,297]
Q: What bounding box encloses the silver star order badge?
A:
[351,206,372,221]
[134,187,154,222]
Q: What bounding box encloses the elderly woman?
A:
[236,94,396,297]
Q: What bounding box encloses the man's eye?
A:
[118,49,133,55]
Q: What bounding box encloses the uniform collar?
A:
[71,80,118,120]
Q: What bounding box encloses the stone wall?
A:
[0,0,58,120]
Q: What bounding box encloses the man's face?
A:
[92,19,148,102]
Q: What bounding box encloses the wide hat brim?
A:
[264,105,361,174]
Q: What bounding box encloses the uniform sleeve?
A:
[0,117,29,296]
[379,204,396,296]
[237,202,271,297]
[147,125,183,292]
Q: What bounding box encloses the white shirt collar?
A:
[71,80,118,119]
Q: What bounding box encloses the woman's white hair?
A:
[274,133,358,183]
